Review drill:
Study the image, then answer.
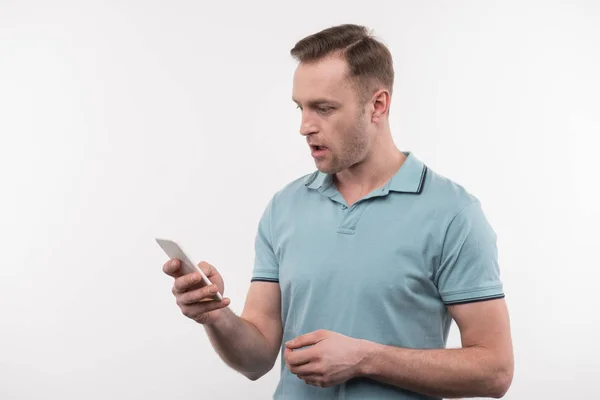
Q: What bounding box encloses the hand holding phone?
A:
[157,238,230,324]
[156,238,223,301]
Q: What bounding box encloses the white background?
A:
[1,1,599,399]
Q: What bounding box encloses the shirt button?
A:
[341,205,348,210]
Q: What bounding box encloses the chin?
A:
[315,163,340,175]
[315,164,331,174]
[314,154,345,174]
[315,164,329,173]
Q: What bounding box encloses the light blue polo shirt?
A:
[251,152,504,399]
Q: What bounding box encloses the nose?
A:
[299,112,318,137]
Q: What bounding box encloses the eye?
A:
[317,106,333,114]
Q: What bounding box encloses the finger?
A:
[300,376,324,387]
[173,272,205,293]
[163,258,184,278]
[178,284,221,305]
[180,298,231,320]
[290,361,322,376]
[297,374,322,381]
[285,330,324,349]
[286,347,316,367]
[197,261,217,279]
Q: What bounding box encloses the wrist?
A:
[356,339,380,378]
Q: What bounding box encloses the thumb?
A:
[285,330,324,349]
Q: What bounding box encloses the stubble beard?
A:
[316,117,369,175]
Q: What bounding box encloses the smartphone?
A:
[155,238,224,301]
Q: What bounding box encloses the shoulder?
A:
[420,165,483,222]
[260,171,318,215]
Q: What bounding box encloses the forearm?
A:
[358,341,512,399]
[204,307,275,380]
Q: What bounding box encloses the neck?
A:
[334,129,406,195]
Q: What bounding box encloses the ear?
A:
[370,89,390,122]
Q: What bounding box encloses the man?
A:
[163,24,514,399]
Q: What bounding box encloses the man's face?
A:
[292,56,372,174]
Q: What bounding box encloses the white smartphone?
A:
[155,238,224,301]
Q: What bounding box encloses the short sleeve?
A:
[435,200,504,305]
[251,197,279,283]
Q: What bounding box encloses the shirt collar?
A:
[304,151,427,194]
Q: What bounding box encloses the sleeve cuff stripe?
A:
[250,277,279,283]
[444,293,505,305]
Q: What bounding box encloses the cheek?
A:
[329,121,353,145]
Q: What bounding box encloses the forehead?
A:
[292,56,356,103]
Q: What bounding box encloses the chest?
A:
[273,197,441,305]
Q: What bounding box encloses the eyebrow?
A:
[292,98,341,108]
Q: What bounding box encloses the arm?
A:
[357,298,514,398]
[205,281,282,381]
[208,193,283,380]
[286,200,512,395]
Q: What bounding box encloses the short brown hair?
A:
[290,24,394,106]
